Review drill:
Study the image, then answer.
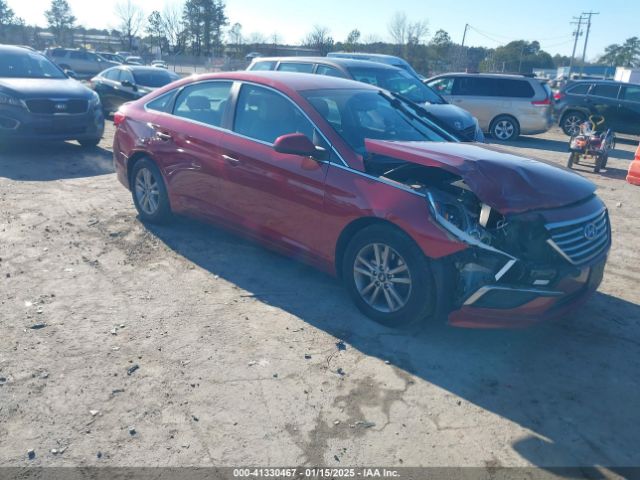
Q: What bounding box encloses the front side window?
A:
[428,77,454,95]
[173,81,232,128]
[303,88,449,154]
[277,62,314,73]
[234,84,314,144]
[452,77,495,96]
[103,69,119,81]
[70,51,87,60]
[590,84,620,99]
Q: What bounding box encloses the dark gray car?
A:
[248,57,484,142]
[0,45,105,147]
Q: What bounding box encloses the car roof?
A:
[433,72,537,80]
[329,52,406,61]
[174,71,377,93]
[251,56,399,71]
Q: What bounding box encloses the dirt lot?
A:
[1,123,639,473]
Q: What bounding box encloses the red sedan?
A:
[113,72,611,328]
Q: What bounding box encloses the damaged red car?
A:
[113,72,611,328]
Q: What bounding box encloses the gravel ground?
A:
[1,123,639,473]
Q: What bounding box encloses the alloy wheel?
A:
[493,120,515,140]
[134,167,160,215]
[563,115,584,136]
[353,243,413,313]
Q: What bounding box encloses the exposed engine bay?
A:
[364,153,574,309]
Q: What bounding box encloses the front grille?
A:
[26,99,88,114]
[545,208,610,265]
[459,125,477,141]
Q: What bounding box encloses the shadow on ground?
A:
[145,215,640,474]
[0,141,113,181]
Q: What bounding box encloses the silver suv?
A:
[45,48,118,77]
[426,73,553,140]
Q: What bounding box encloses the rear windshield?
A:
[133,71,176,88]
[347,67,444,104]
[0,51,66,79]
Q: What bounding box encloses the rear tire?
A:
[490,115,520,141]
[342,224,436,327]
[130,158,172,224]
[595,154,604,173]
[561,111,586,136]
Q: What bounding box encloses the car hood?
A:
[423,103,476,130]
[364,140,596,214]
[0,78,93,99]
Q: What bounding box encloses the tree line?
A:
[2,0,639,75]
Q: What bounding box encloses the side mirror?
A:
[65,69,77,79]
[273,133,323,159]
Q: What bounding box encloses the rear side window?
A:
[316,65,346,78]
[70,51,87,60]
[453,77,495,96]
[234,84,314,144]
[622,85,640,102]
[50,49,66,58]
[249,61,276,71]
[567,83,591,95]
[495,79,534,98]
[277,62,314,73]
[173,81,232,128]
[590,84,620,99]
[103,69,119,81]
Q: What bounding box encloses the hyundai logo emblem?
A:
[583,222,597,240]
[54,103,67,111]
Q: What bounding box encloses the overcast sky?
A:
[6,0,638,59]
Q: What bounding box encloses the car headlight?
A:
[89,91,101,108]
[0,91,26,108]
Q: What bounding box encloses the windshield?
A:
[347,67,443,104]
[0,51,66,79]
[133,71,175,88]
[302,88,451,154]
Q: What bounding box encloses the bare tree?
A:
[388,11,408,46]
[115,0,145,51]
[302,25,334,56]
[161,2,185,54]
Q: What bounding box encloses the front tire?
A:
[78,137,101,148]
[490,115,520,141]
[130,158,172,223]
[567,152,578,169]
[342,224,436,327]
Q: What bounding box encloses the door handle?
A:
[222,154,240,166]
[156,131,172,141]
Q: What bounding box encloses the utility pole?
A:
[459,23,469,71]
[579,11,599,78]
[568,15,584,80]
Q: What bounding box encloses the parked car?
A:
[112,72,610,328]
[150,60,168,69]
[125,56,144,66]
[91,66,179,113]
[0,45,104,147]
[44,47,119,77]
[248,57,483,142]
[426,73,554,140]
[98,52,124,64]
[554,80,640,136]
[327,52,423,80]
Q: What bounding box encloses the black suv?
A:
[555,80,640,136]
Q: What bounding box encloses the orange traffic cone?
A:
[627,143,640,186]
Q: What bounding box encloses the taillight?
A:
[113,111,126,127]
[532,98,551,106]
[554,91,564,101]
